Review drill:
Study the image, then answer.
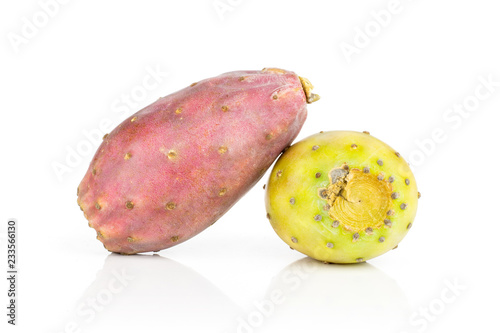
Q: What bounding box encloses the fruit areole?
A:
[77,68,319,254]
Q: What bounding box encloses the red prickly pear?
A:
[77,68,319,254]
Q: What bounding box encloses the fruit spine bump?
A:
[265,131,419,264]
[77,68,319,254]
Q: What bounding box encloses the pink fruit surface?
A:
[77,68,318,254]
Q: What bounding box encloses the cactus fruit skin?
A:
[265,131,419,264]
[77,68,318,254]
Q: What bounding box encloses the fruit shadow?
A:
[257,257,411,332]
[53,253,241,333]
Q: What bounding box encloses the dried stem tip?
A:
[299,76,320,104]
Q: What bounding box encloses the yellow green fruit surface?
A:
[265,131,419,263]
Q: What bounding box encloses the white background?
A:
[1,0,499,332]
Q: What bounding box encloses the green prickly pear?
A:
[265,131,419,263]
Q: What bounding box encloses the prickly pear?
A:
[77,68,318,254]
[265,131,419,263]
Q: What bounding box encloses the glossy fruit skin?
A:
[78,68,312,254]
[265,131,419,264]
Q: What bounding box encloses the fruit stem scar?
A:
[318,166,394,233]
